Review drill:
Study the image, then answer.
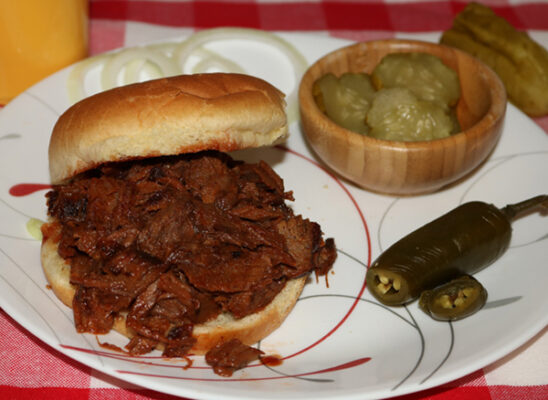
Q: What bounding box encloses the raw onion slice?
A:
[26,218,44,241]
[66,28,308,124]
[66,54,108,103]
[191,47,245,74]
[101,47,180,91]
[122,58,164,85]
[173,28,308,122]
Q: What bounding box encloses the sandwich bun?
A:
[49,73,288,184]
[42,73,308,355]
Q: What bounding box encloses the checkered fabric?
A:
[1,0,547,399]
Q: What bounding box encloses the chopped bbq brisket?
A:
[46,151,336,363]
[205,338,264,377]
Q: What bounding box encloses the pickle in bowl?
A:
[313,72,375,135]
[366,87,458,141]
[312,52,461,141]
[371,52,461,109]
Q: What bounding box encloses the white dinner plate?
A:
[0,31,547,400]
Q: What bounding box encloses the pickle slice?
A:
[372,52,460,109]
[366,88,455,141]
[313,73,373,135]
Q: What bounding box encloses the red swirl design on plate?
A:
[277,145,371,361]
[114,357,372,382]
[9,183,51,196]
[14,146,373,381]
[61,343,370,379]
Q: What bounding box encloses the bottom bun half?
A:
[41,230,307,355]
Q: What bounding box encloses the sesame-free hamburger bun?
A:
[49,73,288,184]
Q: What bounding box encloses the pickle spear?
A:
[440,2,548,117]
[366,195,548,306]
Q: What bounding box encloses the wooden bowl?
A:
[299,39,507,195]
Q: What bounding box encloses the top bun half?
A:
[49,73,288,184]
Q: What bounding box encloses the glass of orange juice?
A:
[0,0,89,105]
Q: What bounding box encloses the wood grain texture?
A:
[299,39,507,195]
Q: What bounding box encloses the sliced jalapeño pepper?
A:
[366,195,548,306]
[419,275,487,321]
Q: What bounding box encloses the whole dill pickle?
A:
[366,195,547,306]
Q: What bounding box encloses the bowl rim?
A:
[298,38,507,150]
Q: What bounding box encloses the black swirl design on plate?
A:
[0,133,21,141]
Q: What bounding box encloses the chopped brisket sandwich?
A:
[40,73,336,374]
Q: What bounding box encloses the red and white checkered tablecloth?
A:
[1,1,547,399]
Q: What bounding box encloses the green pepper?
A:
[419,275,487,321]
[366,195,548,306]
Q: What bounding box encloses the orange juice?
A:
[0,0,88,105]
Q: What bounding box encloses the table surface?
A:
[1,0,547,399]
